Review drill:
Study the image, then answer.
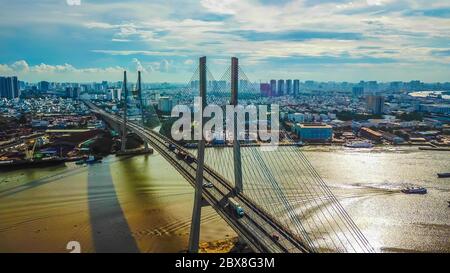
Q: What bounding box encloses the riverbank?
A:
[0,154,236,253]
[0,146,449,253]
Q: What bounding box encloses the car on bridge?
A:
[271,232,280,242]
[184,154,194,164]
[227,197,245,218]
[176,150,187,160]
[202,182,213,188]
[168,143,176,151]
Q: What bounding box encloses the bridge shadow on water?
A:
[87,162,139,253]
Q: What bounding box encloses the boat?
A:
[437,173,450,178]
[116,148,153,157]
[401,187,427,194]
[344,140,374,148]
[295,141,304,147]
[75,160,85,165]
[0,157,66,171]
[85,155,102,164]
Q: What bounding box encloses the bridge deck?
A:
[85,101,311,253]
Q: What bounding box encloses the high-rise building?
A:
[191,80,199,90]
[239,79,249,90]
[260,83,270,97]
[158,96,173,113]
[38,81,50,92]
[0,76,19,99]
[352,86,364,97]
[367,95,385,115]
[0,77,8,98]
[101,81,109,90]
[65,87,80,99]
[12,76,19,98]
[367,81,378,92]
[110,88,121,101]
[65,87,73,98]
[277,80,284,96]
[212,80,227,91]
[293,79,300,96]
[286,79,292,95]
[270,80,276,96]
[390,81,402,92]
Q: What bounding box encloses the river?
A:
[0,146,448,252]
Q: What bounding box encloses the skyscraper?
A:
[293,79,300,96]
[367,95,385,115]
[65,87,80,99]
[0,76,19,99]
[286,79,292,95]
[12,76,19,98]
[270,80,276,96]
[239,79,249,90]
[352,86,364,97]
[277,80,284,96]
[260,83,270,97]
[39,81,50,92]
[0,77,7,98]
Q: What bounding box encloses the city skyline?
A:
[0,0,449,83]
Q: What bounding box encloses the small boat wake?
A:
[331,181,403,192]
[327,181,430,199]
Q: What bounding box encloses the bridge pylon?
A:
[120,71,128,152]
[137,70,149,151]
[188,56,207,253]
[231,57,243,193]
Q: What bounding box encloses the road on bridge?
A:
[85,101,312,253]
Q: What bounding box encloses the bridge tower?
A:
[120,71,128,152]
[137,71,149,151]
[231,57,243,193]
[188,56,207,253]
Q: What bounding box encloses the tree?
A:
[18,113,27,125]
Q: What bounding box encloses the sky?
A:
[0,0,449,83]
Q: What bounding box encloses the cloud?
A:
[0,0,449,82]
[132,58,146,73]
[219,30,363,42]
[112,38,132,42]
[66,0,81,6]
[404,8,450,18]
[84,22,116,29]
[11,60,30,72]
[366,0,385,6]
[0,60,126,82]
[430,49,450,57]
[200,0,238,15]
[91,50,180,56]
[263,55,398,65]
[159,60,171,73]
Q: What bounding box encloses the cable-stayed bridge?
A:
[84,56,374,253]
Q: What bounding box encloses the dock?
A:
[115,147,154,157]
[418,147,450,151]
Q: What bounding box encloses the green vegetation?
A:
[0,116,9,131]
[336,111,383,121]
[396,112,423,121]
[18,113,28,125]
[159,117,177,139]
[143,105,161,129]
